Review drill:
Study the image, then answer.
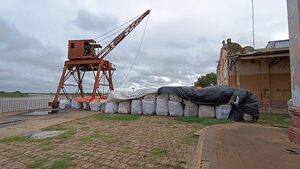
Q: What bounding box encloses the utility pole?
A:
[251,0,255,48]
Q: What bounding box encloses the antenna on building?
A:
[251,0,255,48]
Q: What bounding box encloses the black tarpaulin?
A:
[157,86,259,121]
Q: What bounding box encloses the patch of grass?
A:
[81,152,92,157]
[79,126,90,131]
[77,121,88,126]
[176,132,198,145]
[48,156,75,169]
[258,113,291,128]
[42,126,76,141]
[150,148,168,157]
[104,137,120,144]
[79,133,102,144]
[96,113,140,122]
[0,136,33,144]
[175,117,232,126]
[79,137,94,144]
[26,159,47,169]
[42,125,67,131]
[40,140,54,151]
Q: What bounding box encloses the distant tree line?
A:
[0,91,29,98]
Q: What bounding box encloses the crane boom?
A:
[97,9,150,60]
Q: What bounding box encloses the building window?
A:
[70,43,75,48]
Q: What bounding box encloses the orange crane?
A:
[49,10,150,108]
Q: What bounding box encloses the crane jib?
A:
[97,10,150,60]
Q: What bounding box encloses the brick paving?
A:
[0,114,201,169]
[201,124,300,169]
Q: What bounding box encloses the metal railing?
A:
[0,96,53,113]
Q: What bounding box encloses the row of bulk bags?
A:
[60,96,216,118]
[104,94,217,117]
[59,99,82,109]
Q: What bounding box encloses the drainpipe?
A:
[287,0,300,145]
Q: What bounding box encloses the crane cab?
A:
[68,39,101,60]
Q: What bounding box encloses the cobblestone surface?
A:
[0,114,201,169]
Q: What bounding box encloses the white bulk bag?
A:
[168,101,183,117]
[198,105,215,118]
[100,102,106,112]
[118,101,131,114]
[83,102,89,110]
[156,98,169,116]
[89,102,101,111]
[183,100,198,117]
[215,105,231,119]
[71,100,82,109]
[131,100,142,115]
[157,94,169,100]
[105,102,119,114]
[59,99,71,109]
[143,93,157,101]
[142,100,156,115]
[169,94,182,102]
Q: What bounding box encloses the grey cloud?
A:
[0,0,288,92]
[73,10,119,32]
[0,17,64,92]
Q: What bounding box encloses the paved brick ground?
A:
[202,123,300,169]
[0,114,201,169]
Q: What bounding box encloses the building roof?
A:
[266,39,289,49]
[237,39,289,60]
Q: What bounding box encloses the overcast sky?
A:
[0,0,288,92]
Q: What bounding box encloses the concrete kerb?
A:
[191,127,207,169]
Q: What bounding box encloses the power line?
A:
[96,25,128,42]
[94,14,141,41]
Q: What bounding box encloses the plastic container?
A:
[215,105,232,119]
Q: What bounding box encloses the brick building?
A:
[217,39,290,110]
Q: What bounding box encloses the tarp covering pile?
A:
[158,86,259,121]
[107,88,157,102]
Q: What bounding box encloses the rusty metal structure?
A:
[49,10,150,108]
